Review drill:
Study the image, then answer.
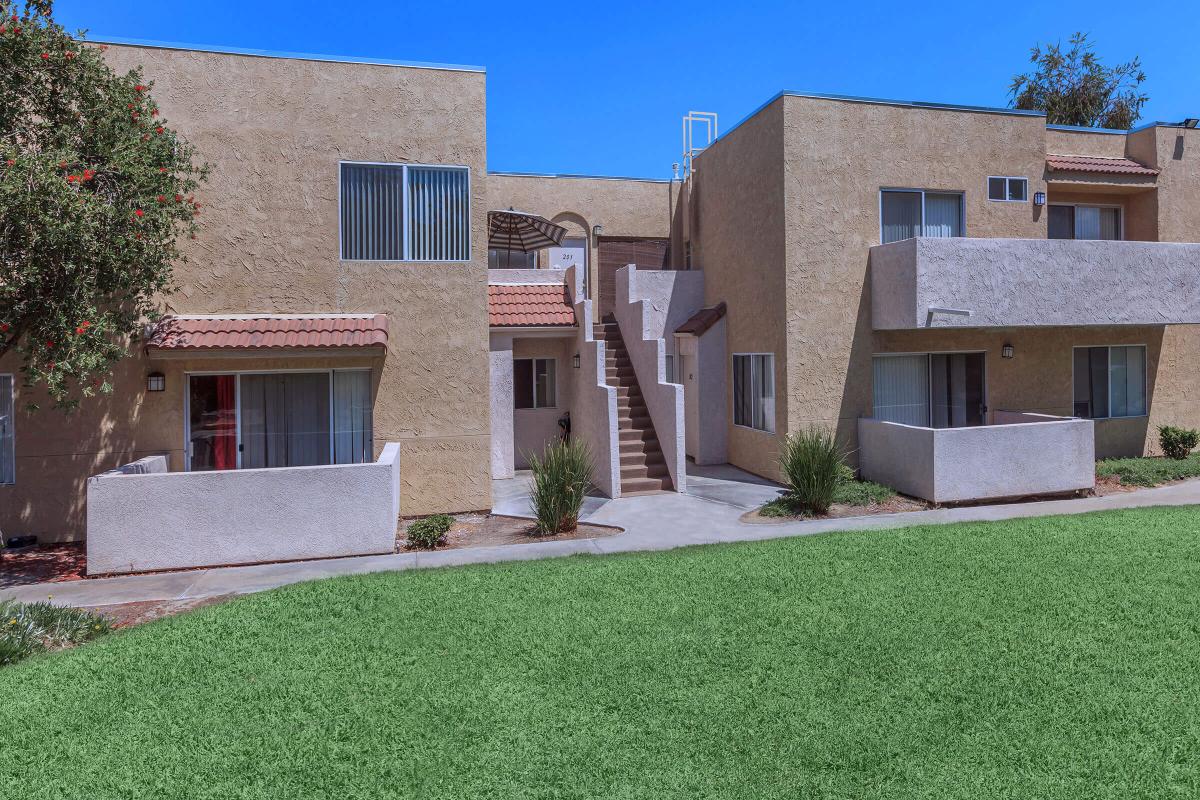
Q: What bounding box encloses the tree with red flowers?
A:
[0,0,206,409]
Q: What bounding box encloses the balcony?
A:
[870,238,1200,329]
[858,413,1095,504]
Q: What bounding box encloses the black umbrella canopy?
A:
[488,209,568,252]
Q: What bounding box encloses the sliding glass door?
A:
[872,353,986,428]
[186,370,373,471]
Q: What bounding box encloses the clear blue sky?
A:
[58,0,1200,180]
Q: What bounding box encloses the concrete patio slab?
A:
[7,463,1200,610]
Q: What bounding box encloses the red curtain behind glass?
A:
[213,375,237,470]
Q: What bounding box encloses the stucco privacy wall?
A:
[858,417,1094,503]
[487,173,677,297]
[871,238,1200,329]
[564,266,621,497]
[613,266,705,491]
[688,99,789,480]
[489,334,515,479]
[778,94,1049,465]
[1044,127,1129,159]
[86,444,401,575]
[0,43,491,541]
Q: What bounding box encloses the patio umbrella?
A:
[488,209,568,253]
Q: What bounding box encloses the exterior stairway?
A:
[594,316,672,494]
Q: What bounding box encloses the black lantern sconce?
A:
[573,353,581,369]
[1001,343,1015,359]
[147,372,166,392]
[1033,191,1046,207]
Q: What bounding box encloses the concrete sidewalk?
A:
[7,469,1200,609]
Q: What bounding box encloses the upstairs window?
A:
[489,248,537,269]
[340,162,470,261]
[1049,204,1122,241]
[988,176,1028,202]
[880,189,964,243]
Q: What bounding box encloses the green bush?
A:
[406,514,454,549]
[779,426,845,515]
[1,600,110,667]
[1158,425,1200,460]
[528,439,593,534]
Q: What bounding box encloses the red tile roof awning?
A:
[675,302,727,336]
[147,314,389,354]
[1046,154,1159,176]
[488,284,576,328]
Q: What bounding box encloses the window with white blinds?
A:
[733,354,775,433]
[880,189,964,243]
[0,374,13,484]
[340,163,470,261]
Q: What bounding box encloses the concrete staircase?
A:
[594,316,672,494]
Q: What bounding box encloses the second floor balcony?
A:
[870,237,1200,329]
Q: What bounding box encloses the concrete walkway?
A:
[7,464,1200,609]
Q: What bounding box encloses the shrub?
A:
[528,439,593,534]
[1158,425,1200,460]
[0,600,110,666]
[779,426,845,514]
[406,514,454,549]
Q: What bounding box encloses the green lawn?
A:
[1097,452,1200,487]
[5,508,1200,799]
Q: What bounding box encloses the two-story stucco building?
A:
[2,39,1198,567]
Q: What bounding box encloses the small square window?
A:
[514,358,556,410]
[988,177,1029,202]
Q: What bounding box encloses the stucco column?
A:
[490,333,515,479]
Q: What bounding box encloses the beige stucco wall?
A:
[687,99,789,479]
[487,173,677,299]
[1045,128,1128,159]
[0,44,491,541]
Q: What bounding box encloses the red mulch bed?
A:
[1,543,87,588]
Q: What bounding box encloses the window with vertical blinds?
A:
[733,354,775,433]
[340,163,470,261]
[880,190,964,243]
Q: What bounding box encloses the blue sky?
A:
[59,0,1200,180]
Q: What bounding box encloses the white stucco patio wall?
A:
[858,416,1095,503]
[566,264,621,497]
[613,265,706,492]
[86,443,401,575]
[489,333,515,479]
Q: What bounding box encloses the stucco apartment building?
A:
[3,39,1199,550]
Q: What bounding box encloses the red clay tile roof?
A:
[147,314,389,351]
[1046,154,1159,176]
[488,284,576,328]
[675,302,727,336]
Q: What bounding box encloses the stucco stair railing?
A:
[593,317,672,493]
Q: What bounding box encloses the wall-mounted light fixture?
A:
[147,372,166,392]
[1033,191,1046,207]
[591,224,603,239]
[1183,118,1199,129]
[572,353,580,369]
[1001,343,1015,359]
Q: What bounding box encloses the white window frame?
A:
[513,357,557,410]
[183,368,373,471]
[878,188,967,244]
[1048,202,1124,241]
[0,373,13,485]
[987,176,1029,202]
[732,353,775,434]
[338,161,471,263]
[1071,344,1147,420]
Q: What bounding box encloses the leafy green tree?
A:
[1010,32,1148,130]
[0,0,205,409]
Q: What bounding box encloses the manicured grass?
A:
[5,507,1200,798]
[1097,452,1200,487]
[760,477,897,517]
